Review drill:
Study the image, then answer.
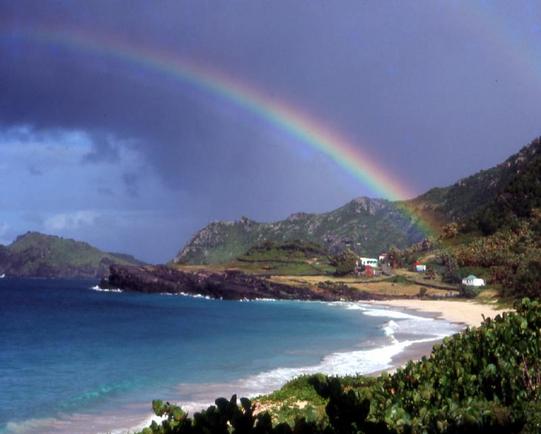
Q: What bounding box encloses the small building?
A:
[364,265,375,277]
[413,261,427,272]
[462,275,485,287]
[359,257,379,268]
[378,253,387,263]
[364,265,381,277]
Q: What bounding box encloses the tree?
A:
[331,249,357,276]
[441,222,459,239]
[440,253,461,284]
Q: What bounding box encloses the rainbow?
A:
[5,28,437,236]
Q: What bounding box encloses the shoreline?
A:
[6,298,499,434]
[126,299,464,432]
[367,299,510,328]
[369,299,511,375]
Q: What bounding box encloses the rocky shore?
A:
[100,264,385,301]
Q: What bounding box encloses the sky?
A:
[1,1,541,263]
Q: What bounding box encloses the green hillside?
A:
[0,231,144,278]
[233,240,336,275]
[177,137,541,271]
[411,137,541,223]
[175,198,425,265]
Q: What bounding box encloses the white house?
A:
[415,264,427,272]
[462,275,485,287]
[359,257,379,267]
[378,254,387,262]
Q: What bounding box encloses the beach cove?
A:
[0,278,505,434]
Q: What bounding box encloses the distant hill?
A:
[0,231,144,278]
[175,198,426,265]
[176,136,541,266]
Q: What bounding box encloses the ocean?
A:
[0,278,460,434]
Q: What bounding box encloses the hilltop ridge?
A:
[176,136,541,266]
[0,231,144,278]
[175,197,425,264]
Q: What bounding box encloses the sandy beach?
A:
[370,299,510,328]
[373,299,512,372]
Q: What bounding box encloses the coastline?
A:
[365,299,513,377]
[127,299,464,432]
[367,299,510,328]
[4,297,497,434]
[369,299,511,374]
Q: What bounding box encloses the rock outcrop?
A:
[101,264,384,301]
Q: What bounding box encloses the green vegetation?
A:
[472,141,541,236]
[139,299,541,434]
[234,240,335,275]
[175,136,541,308]
[135,137,541,434]
[330,249,357,276]
[453,218,540,297]
[443,138,541,300]
[0,231,143,278]
[410,138,541,224]
[254,375,328,425]
[175,198,425,265]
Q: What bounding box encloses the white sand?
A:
[369,299,510,328]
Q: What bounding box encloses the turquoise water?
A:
[0,279,458,433]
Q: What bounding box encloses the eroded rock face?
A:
[101,264,383,301]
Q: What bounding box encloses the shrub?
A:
[459,284,483,298]
[331,249,357,276]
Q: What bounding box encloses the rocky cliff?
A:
[101,264,384,301]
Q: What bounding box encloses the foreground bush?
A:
[139,299,541,434]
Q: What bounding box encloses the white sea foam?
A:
[4,410,166,434]
[179,292,212,300]
[90,285,123,293]
[118,301,459,433]
[108,413,166,434]
[8,301,460,434]
[4,417,60,433]
[172,337,448,416]
[383,320,400,344]
[240,297,278,302]
[157,291,213,299]
[171,302,460,416]
[361,306,431,320]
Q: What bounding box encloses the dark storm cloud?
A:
[1,0,541,261]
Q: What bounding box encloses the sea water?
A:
[0,279,460,434]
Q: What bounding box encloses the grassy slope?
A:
[176,199,426,265]
[2,231,143,277]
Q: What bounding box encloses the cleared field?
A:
[269,275,458,298]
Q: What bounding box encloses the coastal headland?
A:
[100,264,389,301]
